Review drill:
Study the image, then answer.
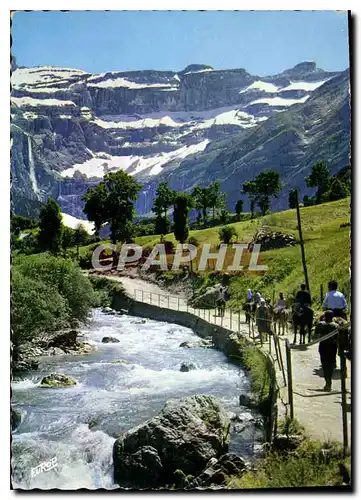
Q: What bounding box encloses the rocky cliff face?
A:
[10,62,347,217]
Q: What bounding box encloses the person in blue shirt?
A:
[322,280,347,319]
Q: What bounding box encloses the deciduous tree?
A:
[305,160,330,205]
[37,198,63,254]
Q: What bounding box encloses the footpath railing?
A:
[130,287,351,454]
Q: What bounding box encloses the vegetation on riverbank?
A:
[12,254,97,360]
[227,437,351,489]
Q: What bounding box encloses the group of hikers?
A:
[244,280,349,392]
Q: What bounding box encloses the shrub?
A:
[187,236,200,247]
[11,268,69,355]
[15,254,96,323]
[218,225,238,244]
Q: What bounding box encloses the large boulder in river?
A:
[40,373,76,388]
[11,408,23,430]
[101,337,120,343]
[113,394,231,488]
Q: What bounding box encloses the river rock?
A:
[47,347,66,356]
[179,339,213,349]
[12,358,39,373]
[113,394,231,488]
[272,434,305,451]
[180,362,197,372]
[102,307,116,315]
[40,373,77,388]
[131,319,147,324]
[102,337,120,343]
[185,453,247,489]
[11,408,23,430]
[239,393,260,410]
[49,330,78,349]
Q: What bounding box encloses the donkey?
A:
[292,304,314,344]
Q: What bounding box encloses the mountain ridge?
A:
[10,62,349,217]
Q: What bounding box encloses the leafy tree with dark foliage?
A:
[83,171,141,244]
[243,170,282,216]
[37,198,63,254]
[288,189,298,209]
[173,193,192,244]
[83,183,108,237]
[242,180,258,218]
[306,160,331,205]
[152,182,175,234]
[235,199,244,220]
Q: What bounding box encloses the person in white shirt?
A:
[322,280,347,319]
[254,291,262,305]
[274,292,287,313]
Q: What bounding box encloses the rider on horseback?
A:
[322,280,347,319]
[295,283,311,307]
[274,292,286,313]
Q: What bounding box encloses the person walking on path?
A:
[314,310,339,392]
[255,299,271,345]
[323,280,347,319]
[254,291,262,305]
[216,285,226,317]
[246,289,253,302]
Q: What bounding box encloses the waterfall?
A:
[27,135,39,196]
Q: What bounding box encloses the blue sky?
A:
[11,11,349,75]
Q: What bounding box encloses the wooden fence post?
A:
[276,336,287,387]
[285,339,294,419]
[340,346,349,457]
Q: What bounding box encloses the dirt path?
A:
[94,273,351,445]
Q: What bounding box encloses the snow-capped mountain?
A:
[10,61,346,217]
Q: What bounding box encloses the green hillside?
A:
[135,198,351,309]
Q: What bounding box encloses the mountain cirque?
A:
[10,61,349,218]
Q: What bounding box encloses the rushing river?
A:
[12,309,262,490]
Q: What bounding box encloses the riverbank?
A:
[12,308,262,489]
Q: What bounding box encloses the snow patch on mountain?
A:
[280,80,329,91]
[61,213,94,234]
[11,67,88,89]
[240,80,280,93]
[249,95,310,107]
[60,139,210,179]
[88,77,177,90]
[184,68,214,75]
[11,96,76,108]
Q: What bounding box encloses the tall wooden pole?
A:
[340,346,349,457]
[295,189,310,294]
